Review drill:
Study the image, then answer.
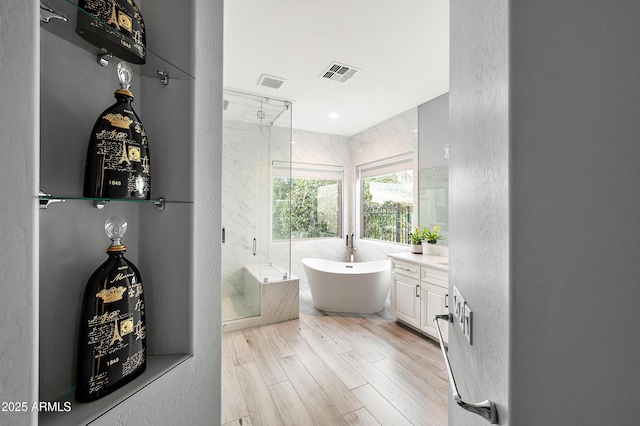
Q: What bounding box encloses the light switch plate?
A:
[463,303,472,344]
[453,286,465,331]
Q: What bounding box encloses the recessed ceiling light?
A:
[329,112,339,119]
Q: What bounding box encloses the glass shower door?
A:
[221,89,291,323]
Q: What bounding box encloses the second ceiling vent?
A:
[320,62,361,83]
[257,74,286,89]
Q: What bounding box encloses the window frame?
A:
[272,161,344,241]
[356,151,417,245]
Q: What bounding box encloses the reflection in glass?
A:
[419,165,448,244]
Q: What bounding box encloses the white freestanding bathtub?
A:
[302,258,391,313]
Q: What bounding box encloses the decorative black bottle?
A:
[83,62,151,200]
[76,217,147,402]
[76,0,146,65]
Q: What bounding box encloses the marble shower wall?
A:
[222,119,271,297]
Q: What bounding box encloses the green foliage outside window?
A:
[361,172,413,244]
[273,177,341,240]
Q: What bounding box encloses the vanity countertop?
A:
[388,252,449,272]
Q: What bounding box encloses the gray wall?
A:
[0,0,223,424]
[509,1,640,424]
[0,1,40,425]
[451,0,640,425]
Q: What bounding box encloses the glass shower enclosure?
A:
[222,88,292,323]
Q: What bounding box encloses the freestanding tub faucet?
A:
[346,233,357,262]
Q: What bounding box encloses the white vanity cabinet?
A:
[420,268,449,343]
[391,260,422,328]
[390,253,449,344]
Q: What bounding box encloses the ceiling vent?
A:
[320,62,361,83]
[257,74,286,89]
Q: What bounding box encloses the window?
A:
[273,162,343,240]
[358,153,414,244]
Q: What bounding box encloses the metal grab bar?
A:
[433,313,499,424]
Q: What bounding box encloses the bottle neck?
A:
[114,89,134,103]
[107,245,127,253]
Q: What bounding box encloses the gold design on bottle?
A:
[96,286,127,303]
[110,319,123,345]
[106,1,121,30]
[119,141,131,165]
[142,156,150,175]
[118,12,133,31]
[103,113,133,129]
[120,318,134,336]
[128,146,141,162]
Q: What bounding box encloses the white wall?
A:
[449,1,510,424]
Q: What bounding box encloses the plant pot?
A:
[411,244,423,254]
[424,242,438,255]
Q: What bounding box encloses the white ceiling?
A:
[223,0,449,137]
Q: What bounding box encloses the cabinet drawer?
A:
[392,260,421,280]
[421,267,448,288]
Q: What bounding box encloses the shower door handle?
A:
[433,314,498,424]
[253,238,256,256]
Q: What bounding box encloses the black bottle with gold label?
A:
[83,62,151,200]
[76,0,146,65]
[76,217,147,402]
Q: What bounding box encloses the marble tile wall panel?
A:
[222,119,268,297]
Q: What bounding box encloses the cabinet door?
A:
[421,283,449,344]
[391,274,421,328]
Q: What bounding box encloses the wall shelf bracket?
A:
[97,49,113,67]
[39,191,65,209]
[154,197,166,210]
[40,2,68,23]
[157,70,170,85]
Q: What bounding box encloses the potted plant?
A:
[423,226,445,254]
[409,226,424,253]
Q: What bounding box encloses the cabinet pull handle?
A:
[433,314,498,424]
[445,293,449,308]
[253,238,257,256]
[416,284,420,297]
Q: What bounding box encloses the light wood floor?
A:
[221,306,449,425]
